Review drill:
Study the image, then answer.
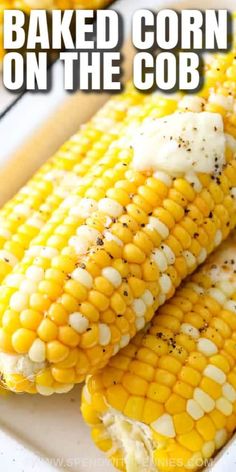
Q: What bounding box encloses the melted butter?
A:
[203,235,236,285]
[132,112,225,175]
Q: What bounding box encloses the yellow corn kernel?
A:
[187,352,208,372]
[173,381,193,400]
[37,318,58,342]
[163,199,185,222]
[110,325,121,344]
[165,393,186,414]
[147,382,171,403]
[129,360,154,382]
[178,430,204,452]
[12,328,36,354]
[100,309,115,325]
[58,326,80,347]
[123,396,145,422]
[122,373,148,396]
[123,244,146,264]
[75,350,90,375]
[137,347,158,367]
[128,277,146,297]
[94,277,114,296]
[80,324,99,349]
[200,377,222,400]
[142,399,164,424]
[142,259,159,282]
[210,354,231,373]
[196,416,216,441]
[38,280,62,301]
[56,349,79,368]
[91,427,112,452]
[173,412,194,435]
[80,302,99,322]
[164,235,183,257]
[106,384,129,411]
[159,356,182,375]
[2,310,21,334]
[81,403,100,426]
[20,309,43,330]
[46,340,69,363]
[51,367,75,384]
[88,291,109,311]
[65,280,87,302]
[209,409,227,429]
[179,366,201,387]
[133,232,154,255]
[48,303,68,325]
[127,203,148,225]
[52,255,75,273]
[226,413,236,433]
[35,369,54,387]
[110,293,126,314]
[30,293,51,312]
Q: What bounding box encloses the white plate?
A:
[0,0,236,471]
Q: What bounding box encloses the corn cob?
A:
[1,48,236,395]
[81,233,236,472]
[0,0,112,10]
[0,84,144,285]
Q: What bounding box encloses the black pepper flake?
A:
[79,263,86,269]
[96,237,104,246]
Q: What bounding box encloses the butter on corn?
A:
[82,233,236,472]
[0,47,236,395]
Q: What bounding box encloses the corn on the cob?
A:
[1,0,111,11]
[81,233,236,472]
[0,85,144,285]
[1,47,236,395]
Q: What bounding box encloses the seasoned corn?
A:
[82,234,236,472]
[0,47,236,395]
[0,84,144,283]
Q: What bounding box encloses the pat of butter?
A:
[132,112,225,175]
